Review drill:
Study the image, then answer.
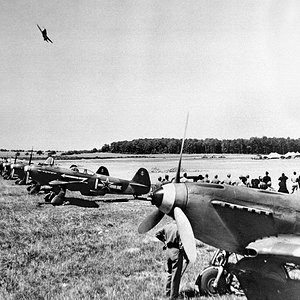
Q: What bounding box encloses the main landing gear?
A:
[195,249,244,297]
[44,188,66,206]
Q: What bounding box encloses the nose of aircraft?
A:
[24,165,30,172]
[141,182,196,263]
[151,183,187,214]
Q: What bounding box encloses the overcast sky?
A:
[1,1,300,150]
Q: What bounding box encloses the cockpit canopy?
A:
[70,165,94,175]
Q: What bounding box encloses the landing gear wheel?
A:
[197,268,227,296]
[44,192,55,203]
[29,183,41,194]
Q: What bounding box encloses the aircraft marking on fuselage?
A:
[37,170,58,175]
[212,200,273,216]
[100,178,112,190]
[97,178,123,191]
[60,174,88,181]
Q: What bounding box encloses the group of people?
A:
[155,170,300,195]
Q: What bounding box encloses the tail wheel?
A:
[44,192,55,202]
[197,267,228,296]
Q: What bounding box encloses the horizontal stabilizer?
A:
[130,182,150,189]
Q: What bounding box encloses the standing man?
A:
[156,222,189,299]
[203,174,210,183]
[262,171,272,186]
[162,174,171,185]
[291,171,298,193]
[278,173,289,194]
[180,173,192,183]
[223,173,232,185]
[211,174,221,184]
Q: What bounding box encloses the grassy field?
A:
[0,177,246,300]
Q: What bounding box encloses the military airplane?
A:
[25,160,151,205]
[2,158,13,179]
[10,150,34,184]
[37,24,53,43]
[138,115,300,300]
[9,150,54,185]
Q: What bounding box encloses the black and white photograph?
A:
[2,1,300,299]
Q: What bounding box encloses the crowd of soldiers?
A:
[155,171,300,194]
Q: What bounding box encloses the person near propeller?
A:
[156,221,189,299]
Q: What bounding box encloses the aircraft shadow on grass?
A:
[37,196,133,208]
[37,197,99,208]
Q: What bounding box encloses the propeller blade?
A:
[138,209,165,234]
[174,207,197,263]
[29,148,33,165]
[175,113,189,183]
[14,153,17,164]
[24,171,29,185]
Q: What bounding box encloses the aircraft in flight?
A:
[37,24,53,43]
[139,115,300,300]
[25,161,151,205]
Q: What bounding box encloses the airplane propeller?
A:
[138,208,165,234]
[10,153,18,178]
[175,113,189,183]
[24,148,33,184]
[174,207,197,263]
[138,113,197,263]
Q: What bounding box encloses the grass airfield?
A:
[0,180,246,299]
[4,153,300,299]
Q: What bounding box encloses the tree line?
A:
[101,136,300,155]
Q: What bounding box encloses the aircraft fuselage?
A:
[163,183,300,254]
[27,165,147,196]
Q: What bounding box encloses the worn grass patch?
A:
[0,178,245,300]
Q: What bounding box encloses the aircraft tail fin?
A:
[44,156,54,166]
[96,166,109,176]
[130,168,151,195]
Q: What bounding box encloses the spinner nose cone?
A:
[150,187,164,207]
[151,183,186,215]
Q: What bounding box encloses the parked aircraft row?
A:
[0,154,151,205]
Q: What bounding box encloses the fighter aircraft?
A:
[138,116,300,300]
[10,150,34,184]
[37,24,53,43]
[25,160,151,205]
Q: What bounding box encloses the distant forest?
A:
[101,136,300,155]
[3,136,300,156]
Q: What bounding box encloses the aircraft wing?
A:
[246,235,300,264]
[130,182,149,188]
[37,24,43,33]
[49,180,88,186]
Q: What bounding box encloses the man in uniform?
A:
[156,222,189,299]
